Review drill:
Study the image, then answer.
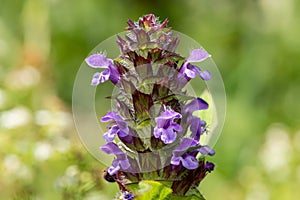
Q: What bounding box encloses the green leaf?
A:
[127,180,172,200]
[126,181,206,200]
[171,188,206,200]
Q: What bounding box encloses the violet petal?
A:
[85,53,112,68]
[199,70,211,80]
[198,145,215,156]
[187,49,211,63]
[181,155,199,170]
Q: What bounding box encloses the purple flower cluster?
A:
[85,14,216,196]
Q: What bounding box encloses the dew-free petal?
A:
[85,53,112,68]
[187,49,211,63]
[184,98,209,115]
[181,155,199,170]
[198,145,215,156]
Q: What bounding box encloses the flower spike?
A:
[86,14,217,197]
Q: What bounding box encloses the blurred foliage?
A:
[0,0,300,199]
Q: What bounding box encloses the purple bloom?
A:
[171,138,199,169]
[101,142,130,175]
[153,107,182,144]
[181,98,209,141]
[179,49,211,81]
[101,111,129,142]
[171,138,215,170]
[184,98,209,115]
[179,63,200,79]
[205,161,215,173]
[85,53,120,85]
[190,117,207,141]
[123,191,135,200]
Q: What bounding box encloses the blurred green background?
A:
[1,0,300,199]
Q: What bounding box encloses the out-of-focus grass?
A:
[0,0,300,199]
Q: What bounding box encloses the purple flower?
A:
[179,63,201,79]
[101,142,130,175]
[205,161,215,173]
[190,117,207,141]
[171,138,199,169]
[184,98,209,115]
[85,53,120,85]
[153,108,182,144]
[179,49,211,81]
[123,191,135,200]
[101,111,129,142]
[171,138,215,170]
[181,98,209,141]
[198,145,215,156]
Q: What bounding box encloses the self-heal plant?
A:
[85,14,216,200]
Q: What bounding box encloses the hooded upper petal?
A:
[101,142,124,155]
[184,98,209,115]
[103,125,119,142]
[85,53,113,68]
[172,138,198,157]
[187,49,211,63]
[101,111,117,122]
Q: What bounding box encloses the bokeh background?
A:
[1,0,300,199]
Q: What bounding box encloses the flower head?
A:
[86,14,217,196]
